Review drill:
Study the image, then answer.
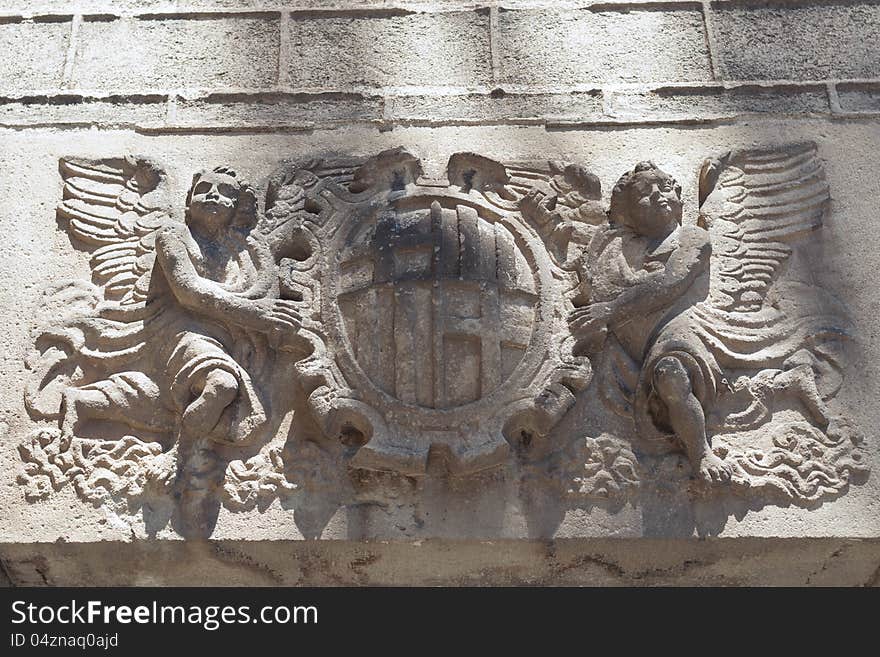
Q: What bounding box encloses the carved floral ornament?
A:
[17,144,869,537]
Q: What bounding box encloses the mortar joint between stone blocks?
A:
[381,93,392,124]
[276,10,291,89]
[827,82,843,113]
[700,0,721,81]
[60,14,82,90]
[166,93,179,125]
[600,89,614,119]
[489,6,501,87]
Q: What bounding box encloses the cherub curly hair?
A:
[185,166,259,232]
[607,161,681,229]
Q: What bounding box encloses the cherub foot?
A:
[59,389,83,438]
[696,451,732,484]
[181,397,225,438]
[180,370,238,440]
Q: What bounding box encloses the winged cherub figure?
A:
[26,159,303,532]
[570,146,850,485]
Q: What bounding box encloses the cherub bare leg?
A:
[174,368,240,537]
[60,374,164,436]
[653,356,732,483]
[60,388,106,436]
[779,350,834,427]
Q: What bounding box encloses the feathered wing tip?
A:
[698,142,830,313]
[691,144,857,482]
[57,157,178,306]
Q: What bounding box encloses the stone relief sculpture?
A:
[17,144,868,537]
[20,158,305,535]
[567,146,862,493]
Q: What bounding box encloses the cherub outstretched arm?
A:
[155,225,301,336]
[570,225,710,335]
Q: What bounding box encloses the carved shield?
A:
[336,202,537,409]
[274,149,592,474]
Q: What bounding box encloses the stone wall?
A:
[1,1,879,586]
[3,1,880,130]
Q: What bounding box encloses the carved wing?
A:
[698,143,830,312]
[57,157,175,306]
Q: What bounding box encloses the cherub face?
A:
[626,169,682,238]
[188,172,240,228]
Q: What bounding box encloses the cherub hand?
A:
[569,302,614,354]
[550,220,575,245]
[519,188,560,226]
[251,298,303,334]
[569,301,614,335]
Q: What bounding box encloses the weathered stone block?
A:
[711,3,880,81]
[71,15,280,92]
[495,7,712,87]
[606,85,830,122]
[1,538,878,586]
[384,90,603,124]
[285,11,492,90]
[0,19,69,94]
[837,83,880,113]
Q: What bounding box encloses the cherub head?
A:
[608,161,682,238]
[185,166,257,235]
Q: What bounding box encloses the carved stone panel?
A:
[14,143,869,539]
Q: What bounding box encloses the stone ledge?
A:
[2,1,878,19]
[606,84,831,121]
[1,539,878,586]
[709,0,880,7]
[835,82,880,114]
[0,94,168,128]
[0,85,850,130]
[0,2,713,19]
[173,91,385,128]
[384,89,604,124]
